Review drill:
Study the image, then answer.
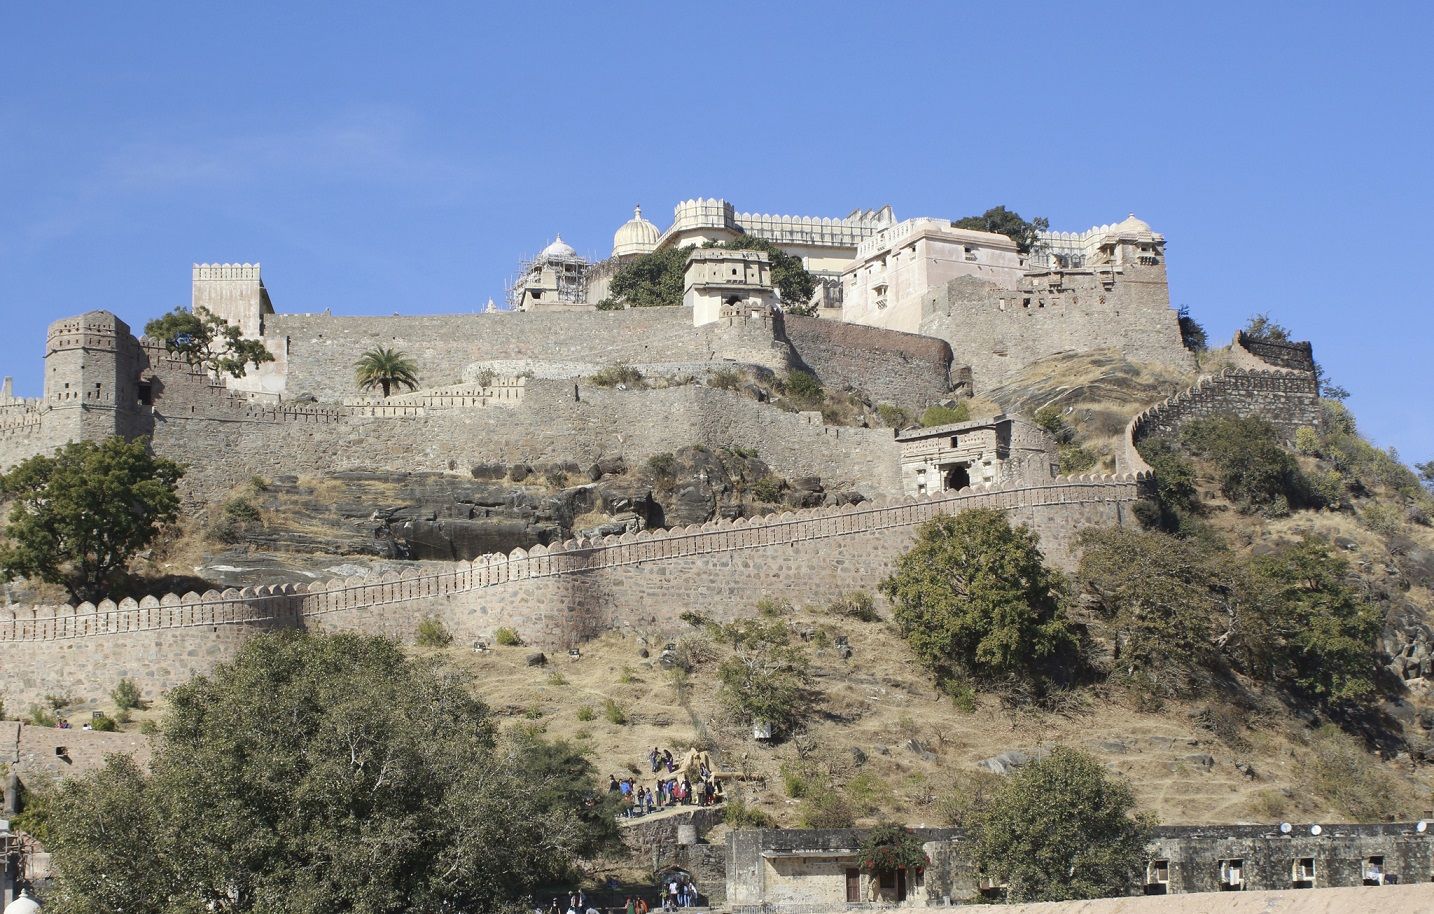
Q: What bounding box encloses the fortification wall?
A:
[0,475,1139,707]
[780,315,953,405]
[920,271,1194,392]
[265,309,789,401]
[0,408,46,469]
[263,307,952,406]
[1122,335,1322,471]
[143,363,906,501]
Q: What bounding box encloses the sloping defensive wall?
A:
[0,475,1140,708]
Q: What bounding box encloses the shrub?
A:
[223,498,261,524]
[1176,305,1207,352]
[782,370,824,407]
[602,698,627,725]
[881,509,1076,689]
[1181,415,1307,515]
[576,705,596,722]
[678,610,709,628]
[474,368,497,388]
[750,477,784,504]
[876,404,913,428]
[756,596,792,617]
[934,769,1002,826]
[976,747,1149,903]
[845,772,893,816]
[942,677,977,712]
[858,823,928,876]
[646,453,678,478]
[920,402,970,427]
[589,364,645,388]
[415,616,453,647]
[91,713,119,732]
[28,706,57,727]
[828,590,879,622]
[1303,724,1416,820]
[1058,446,1098,474]
[138,719,159,735]
[616,666,637,685]
[1133,437,1201,533]
[546,671,568,687]
[111,678,142,712]
[708,368,742,391]
[1032,405,1074,444]
[494,627,522,647]
[1244,312,1291,341]
[718,642,814,737]
[1360,501,1405,537]
[781,761,819,798]
[723,798,776,828]
[798,791,855,828]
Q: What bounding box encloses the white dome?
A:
[612,205,660,258]
[1107,213,1157,241]
[539,235,577,260]
[5,890,41,914]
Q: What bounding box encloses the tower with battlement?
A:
[42,311,146,446]
[192,263,273,338]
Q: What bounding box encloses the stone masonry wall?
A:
[143,371,906,503]
[780,315,953,406]
[920,270,1194,392]
[0,475,1139,708]
[1121,335,1322,472]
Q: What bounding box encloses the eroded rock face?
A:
[209,451,861,581]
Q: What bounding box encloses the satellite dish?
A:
[1418,820,1428,833]
[1280,822,1293,834]
[1310,824,1323,836]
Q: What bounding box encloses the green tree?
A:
[1132,437,1201,533]
[602,238,818,313]
[976,747,1149,903]
[144,306,274,379]
[1243,538,1381,707]
[0,437,183,601]
[858,824,929,878]
[952,205,1050,254]
[1076,527,1226,697]
[42,632,615,914]
[1176,305,1207,352]
[354,346,420,398]
[716,618,815,737]
[1243,312,1291,342]
[1180,415,1307,515]
[880,509,1076,687]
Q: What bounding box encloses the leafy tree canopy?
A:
[1243,312,1292,342]
[1419,460,1434,492]
[952,206,1050,254]
[717,620,815,738]
[0,436,183,601]
[977,747,1150,903]
[880,509,1076,688]
[1076,526,1235,697]
[42,632,616,914]
[858,824,929,876]
[603,238,818,314]
[1245,538,1381,707]
[354,346,420,398]
[1180,415,1309,515]
[1176,305,1207,352]
[144,306,274,379]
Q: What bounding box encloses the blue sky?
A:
[1,2,1430,462]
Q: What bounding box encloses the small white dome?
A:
[612,205,660,258]
[5,890,41,914]
[1107,213,1157,240]
[540,235,577,259]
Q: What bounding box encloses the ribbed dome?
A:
[540,235,577,259]
[612,205,660,258]
[1107,213,1156,240]
[4,890,41,914]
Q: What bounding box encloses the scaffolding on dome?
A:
[505,246,591,310]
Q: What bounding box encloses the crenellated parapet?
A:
[0,473,1143,646]
[1121,333,1321,473]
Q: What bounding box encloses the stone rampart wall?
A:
[920,271,1194,392]
[263,307,952,406]
[1121,336,1321,472]
[1237,332,1317,373]
[780,315,952,406]
[144,368,907,502]
[0,475,1139,707]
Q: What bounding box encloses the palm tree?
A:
[354,346,419,398]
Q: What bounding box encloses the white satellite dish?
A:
[1418,820,1428,833]
[1280,822,1293,834]
[1310,824,1323,836]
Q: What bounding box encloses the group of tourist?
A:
[607,746,724,818]
[540,876,701,914]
